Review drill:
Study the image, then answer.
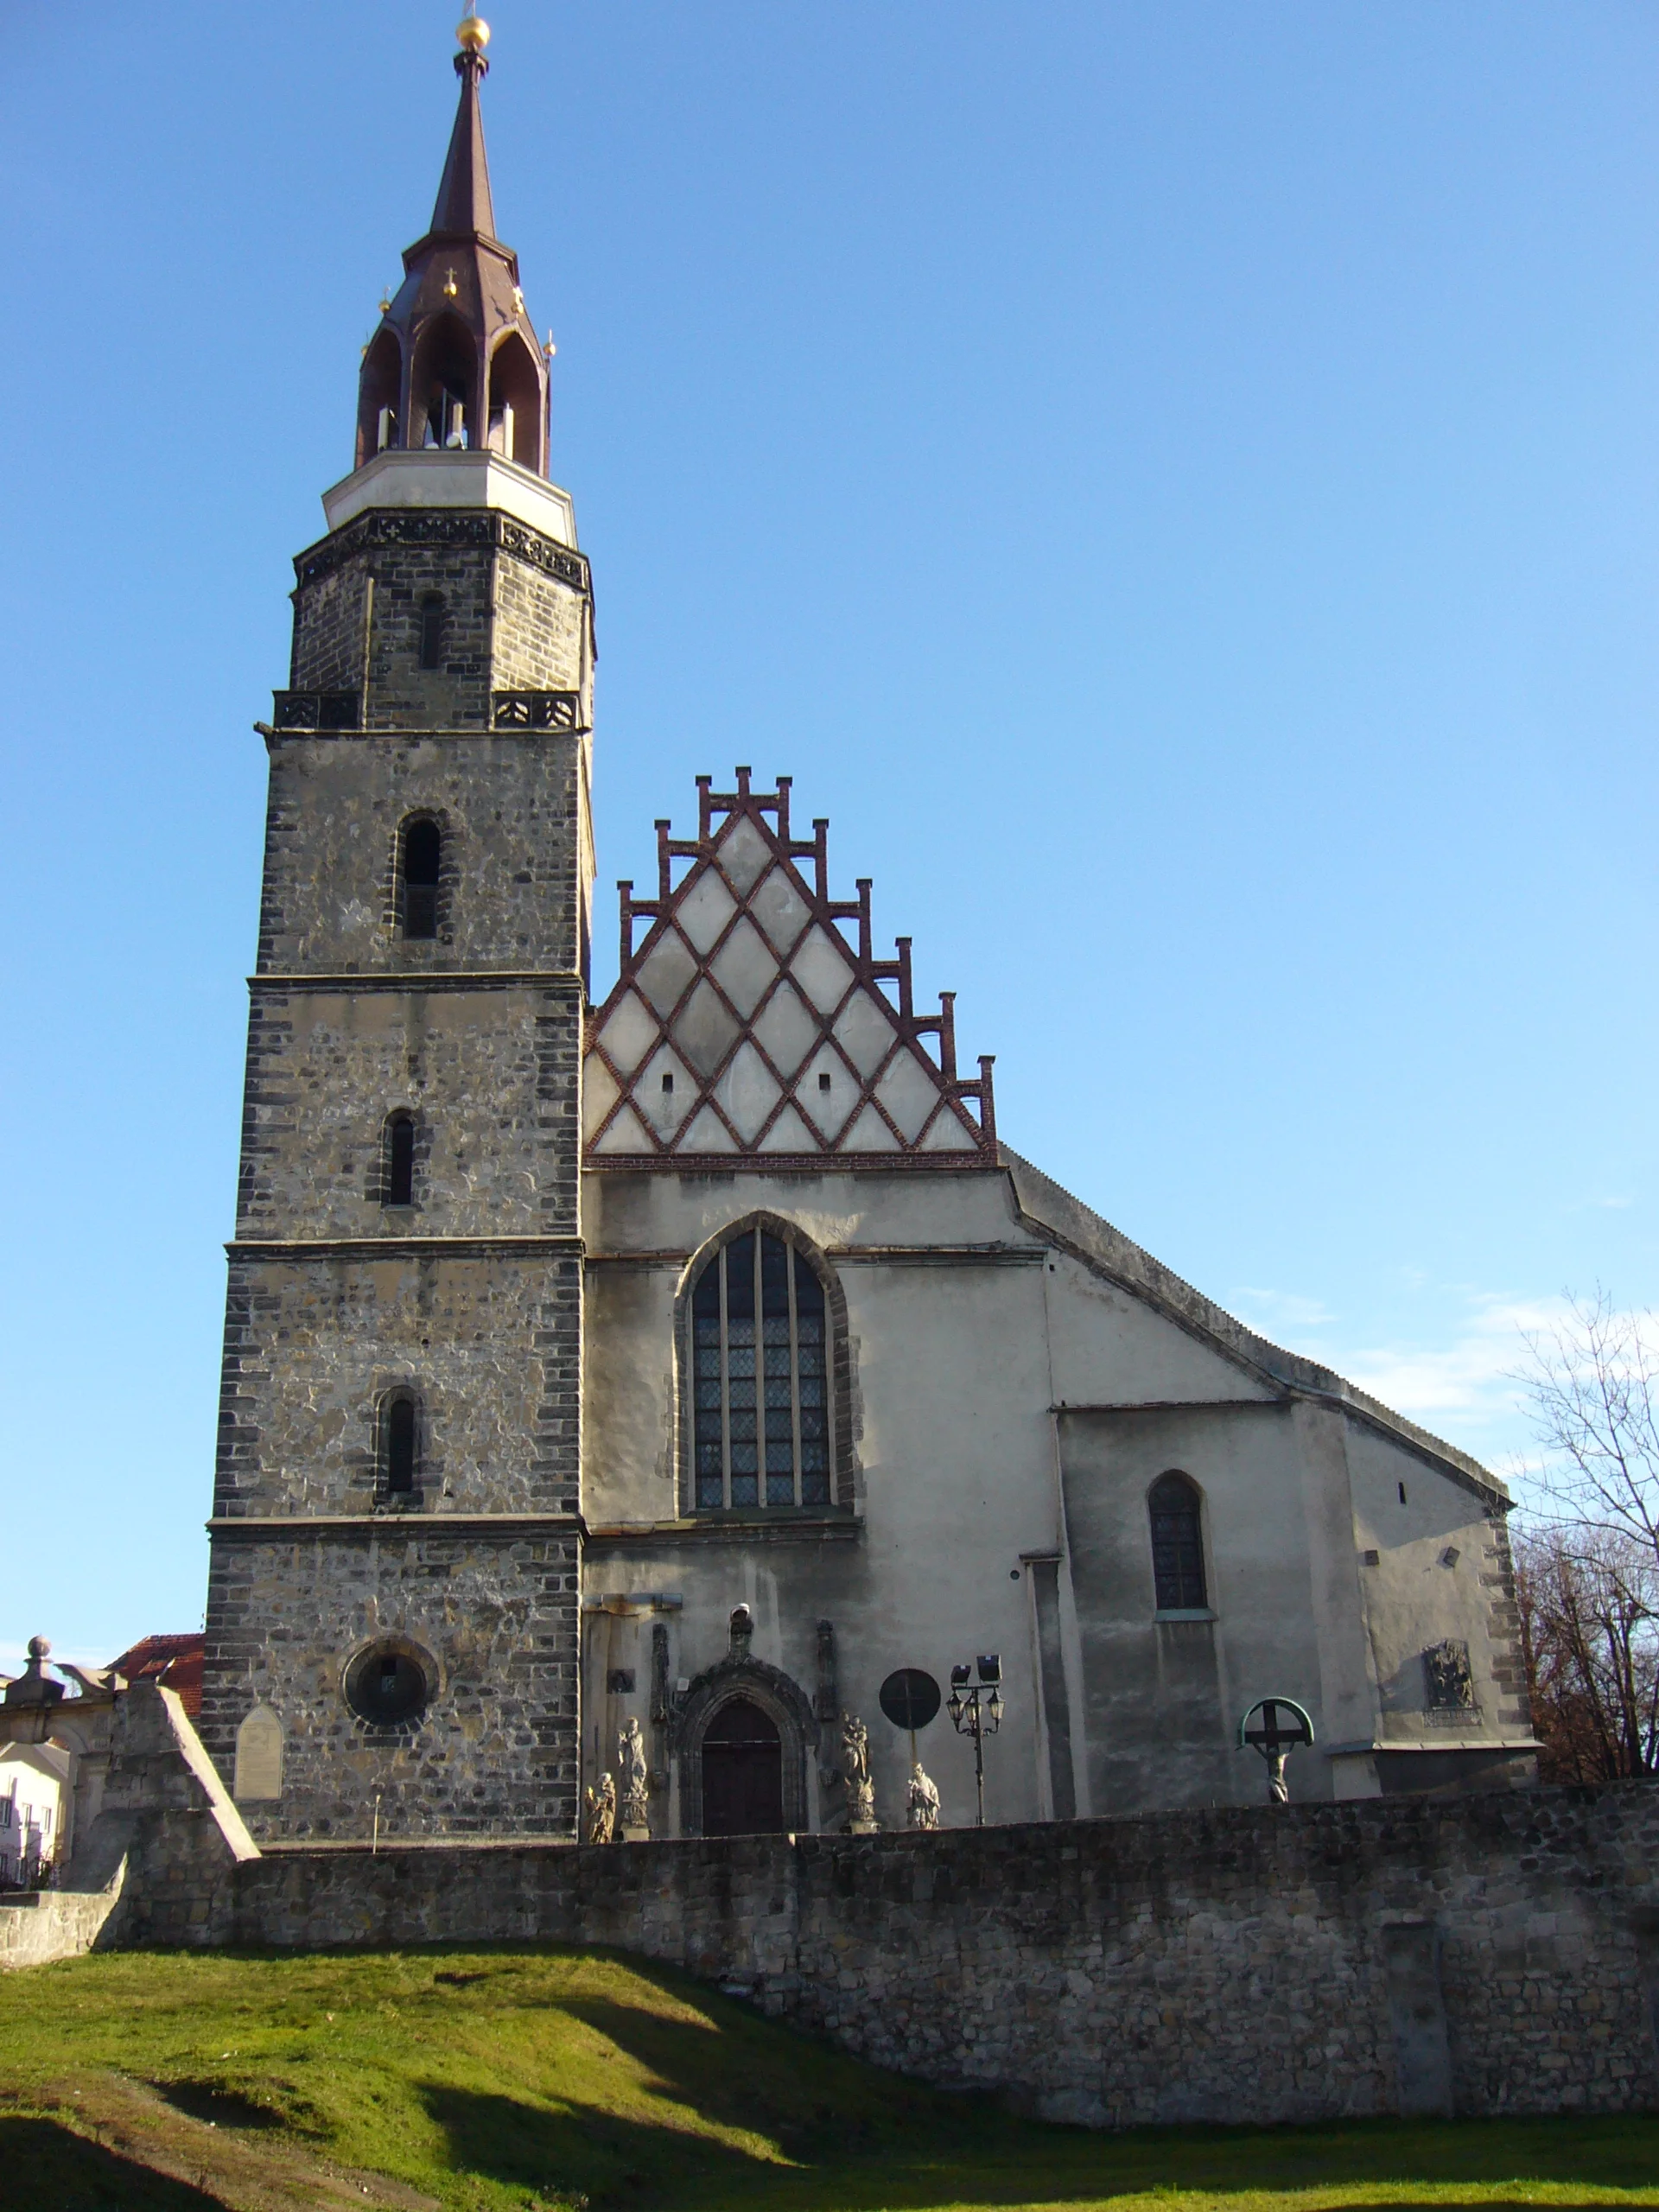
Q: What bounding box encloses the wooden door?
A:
[700,1697,784,1835]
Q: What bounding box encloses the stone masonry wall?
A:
[255,737,586,973]
[202,1528,582,1843]
[218,1785,1659,2126]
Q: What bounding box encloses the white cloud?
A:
[1225,1283,1578,1473]
[1339,1293,1571,1425]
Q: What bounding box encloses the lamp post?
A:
[947,1653,1003,1827]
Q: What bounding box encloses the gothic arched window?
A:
[383,1111,415,1208]
[382,1390,420,1497]
[1149,1471,1207,1611]
[690,1230,830,1511]
[400,818,441,940]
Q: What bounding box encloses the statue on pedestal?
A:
[842,1713,877,1834]
[906,1761,940,1831]
[584,1771,616,1844]
[618,1716,651,1839]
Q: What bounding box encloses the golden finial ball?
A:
[456,11,490,52]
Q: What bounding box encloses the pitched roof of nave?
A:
[584,770,996,1169]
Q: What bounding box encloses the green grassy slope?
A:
[0,1947,1656,2212]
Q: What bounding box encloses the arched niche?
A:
[410,313,478,450]
[233,1705,284,1802]
[671,1655,817,1836]
[486,330,543,469]
[356,327,403,469]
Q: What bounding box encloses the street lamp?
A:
[947,1652,1002,1827]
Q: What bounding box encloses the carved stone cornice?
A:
[293,508,591,595]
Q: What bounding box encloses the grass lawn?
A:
[0,1947,1655,2212]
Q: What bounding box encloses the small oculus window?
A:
[344,1643,430,1727]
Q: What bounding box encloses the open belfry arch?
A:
[199,10,1536,1852]
[587,770,995,1166]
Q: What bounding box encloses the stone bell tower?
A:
[198,10,594,1841]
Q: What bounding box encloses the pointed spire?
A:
[351,10,551,479]
[431,13,496,240]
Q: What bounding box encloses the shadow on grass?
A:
[0,2115,231,2210]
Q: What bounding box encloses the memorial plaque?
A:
[233,1705,284,1802]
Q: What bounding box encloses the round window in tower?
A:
[343,1640,433,1728]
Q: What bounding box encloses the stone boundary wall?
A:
[230,1784,1659,2127]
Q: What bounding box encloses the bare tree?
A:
[1518,1290,1659,1563]
[1514,1291,1659,1779]
[1513,1525,1659,1781]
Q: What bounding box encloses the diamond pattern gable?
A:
[587,769,996,1169]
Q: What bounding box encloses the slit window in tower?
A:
[690,1231,831,1512]
[418,595,444,671]
[385,1113,415,1207]
[385,1395,418,1496]
[402,818,441,939]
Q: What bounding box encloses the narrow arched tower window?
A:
[690,1230,830,1512]
[1149,1472,1206,1611]
[384,1393,419,1496]
[384,1112,415,1207]
[401,819,441,940]
[418,594,444,671]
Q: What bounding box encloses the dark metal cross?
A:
[1238,1696,1314,1805]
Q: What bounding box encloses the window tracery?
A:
[690,1229,830,1510]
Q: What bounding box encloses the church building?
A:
[198,16,1537,1844]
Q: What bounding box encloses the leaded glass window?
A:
[692,1230,830,1510]
[1149,1471,1206,1611]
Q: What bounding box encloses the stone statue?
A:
[842,1713,877,1834]
[618,1716,650,1838]
[906,1761,940,1831]
[1267,1751,1289,1807]
[584,1771,616,1844]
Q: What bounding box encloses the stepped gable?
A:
[585,770,995,1169]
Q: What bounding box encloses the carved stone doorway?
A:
[701,1696,784,1835]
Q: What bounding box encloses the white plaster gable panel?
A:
[797,1046,859,1141]
[675,977,741,1078]
[750,979,819,1080]
[874,1050,941,1141]
[593,1100,654,1154]
[637,1044,695,1141]
[676,868,737,954]
[582,1053,620,1141]
[596,989,658,1077]
[842,1103,902,1152]
[792,925,855,1016]
[834,991,897,1077]
[636,931,697,1019]
[716,811,772,894]
[749,868,811,955]
[585,771,996,1168]
[710,916,779,1020]
[713,1040,783,1145]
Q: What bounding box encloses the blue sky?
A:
[3,3,1656,1663]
